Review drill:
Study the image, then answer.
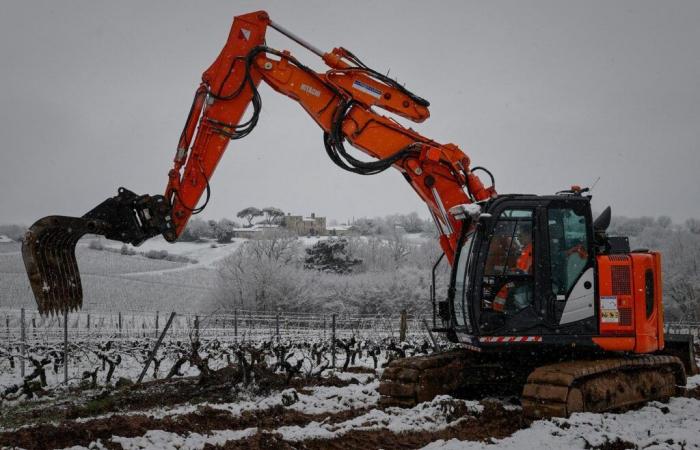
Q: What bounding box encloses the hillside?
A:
[0,238,246,312]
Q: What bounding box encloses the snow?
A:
[327,225,351,231]
[297,235,329,246]
[202,380,380,418]
[97,392,480,448]
[110,427,258,450]
[290,381,380,414]
[96,236,245,271]
[17,367,700,450]
[423,397,700,450]
[686,374,700,389]
[0,235,12,243]
[464,203,482,217]
[330,369,376,383]
[71,378,382,426]
[277,395,482,441]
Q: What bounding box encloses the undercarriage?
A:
[379,345,693,419]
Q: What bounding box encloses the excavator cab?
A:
[446,192,597,338]
[441,191,697,375]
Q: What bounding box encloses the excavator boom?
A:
[22,11,494,315]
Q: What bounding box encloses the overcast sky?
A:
[1,0,699,226]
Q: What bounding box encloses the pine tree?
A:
[304,238,362,274]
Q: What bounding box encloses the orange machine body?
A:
[593,252,664,353]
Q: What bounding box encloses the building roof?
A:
[232,224,280,232]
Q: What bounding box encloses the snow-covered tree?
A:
[686,218,700,235]
[0,224,26,241]
[212,218,237,243]
[304,238,362,274]
[215,229,309,312]
[179,218,211,242]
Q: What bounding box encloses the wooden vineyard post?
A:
[422,318,439,352]
[234,309,238,340]
[331,314,336,368]
[138,312,176,384]
[399,310,407,342]
[194,315,200,343]
[275,310,280,339]
[155,311,159,338]
[20,308,26,378]
[118,312,122,337]
[63,309,68,384]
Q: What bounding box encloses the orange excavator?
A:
[22,11,696,419]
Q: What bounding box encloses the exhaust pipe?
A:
[22,188,173,315]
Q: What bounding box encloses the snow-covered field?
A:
[3,232,700,448]
[0,232,430,313]
[3,368,699,449]
[425,394,700,450]
[0,237,245,312]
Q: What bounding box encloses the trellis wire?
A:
[0,308,431,345]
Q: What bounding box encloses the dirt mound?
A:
[212,401,523,450]
[64,365,309,420]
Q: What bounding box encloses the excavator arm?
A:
[22,11,495,315]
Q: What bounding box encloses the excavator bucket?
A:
[22,188,174,316]
[22,216,110,315]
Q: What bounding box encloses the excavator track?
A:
[522,355,686,419]
[378,350,473,408]
[380,352,687,420]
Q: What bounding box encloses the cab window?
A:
[482,209,534,314]
[453,232,475,328]
[548,207,589,296]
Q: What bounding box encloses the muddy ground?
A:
[2,366,695,450]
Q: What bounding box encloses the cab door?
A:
[473,203,543,334]
[543,199,597,333]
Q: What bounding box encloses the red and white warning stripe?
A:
[479,336,542,343]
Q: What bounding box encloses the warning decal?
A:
[352,79,382,99]
[601,296,619,323]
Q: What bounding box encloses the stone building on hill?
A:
[283,213,326,236]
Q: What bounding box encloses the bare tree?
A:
[215,229,314,312]
[686,218,700,235]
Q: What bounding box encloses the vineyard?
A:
[0,308,437,400]
[2,308,700,449]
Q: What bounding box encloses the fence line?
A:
[0,308,431,344]
[0,309,700,344]
[0,307,431,388]
[4,307,697,346]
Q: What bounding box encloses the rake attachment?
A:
[22,188,174,315]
